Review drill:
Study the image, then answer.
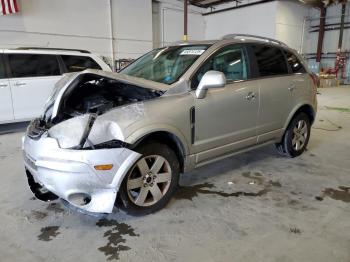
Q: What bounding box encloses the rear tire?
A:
[118,142,180,216]
[277,112,311,158]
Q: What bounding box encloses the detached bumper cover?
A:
[23,135,140,213]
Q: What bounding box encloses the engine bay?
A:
[52,74,164,123]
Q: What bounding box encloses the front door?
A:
[6,53,62,120]
[192,44,259,164]
[0,53,14,123]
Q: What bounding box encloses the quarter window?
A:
[61,55,101,72]
[0,55,5,79]
[251,45,288,77]
[285,51,306,74]
[8,54,60,78]
[192,45,249,89]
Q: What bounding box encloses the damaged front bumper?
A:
[23,134,140,213]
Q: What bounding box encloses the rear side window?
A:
[285,51,306,74]
[61,55,101,72]
[8,54,60,78]
[251,45,288,77]
[0,55,5,79]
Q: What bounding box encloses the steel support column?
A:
[184,0,188,41]
[316,6,327,63]
[338,2,346,50]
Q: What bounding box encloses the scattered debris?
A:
[227,181,234,185]
[96,219,139,260]
[290,227,301,234]
[38,226,60,241]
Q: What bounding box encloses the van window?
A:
[8,54,60,78]
[192,45,249,89]
[61,55,101,72]
[251,45,288,77]
[0,55,5,79]
[285,51,306,74]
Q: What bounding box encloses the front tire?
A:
[118,142,180,215]
[276,112,311,158]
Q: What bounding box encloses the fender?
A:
[125,123,191,156]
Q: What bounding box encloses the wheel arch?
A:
[284,103,316,131]
[126,128,189,173]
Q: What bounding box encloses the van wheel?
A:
[277,113,311,158]
[118,142,179,215]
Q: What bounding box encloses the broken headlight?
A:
[85,139,130,150]
[48,114,96,149]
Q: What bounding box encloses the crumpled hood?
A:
[86,103,147,145]
[45,103,147,149]
[44,69,170,121]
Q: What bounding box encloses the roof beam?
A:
[189,0,240,8]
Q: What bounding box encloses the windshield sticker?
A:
[180,49,205,56]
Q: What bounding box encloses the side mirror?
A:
[195,71,226,99]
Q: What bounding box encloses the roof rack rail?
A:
[222,34,287,47]
[14,47,91,54]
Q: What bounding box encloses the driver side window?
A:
[191,45,249,89]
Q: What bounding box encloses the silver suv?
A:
[23,35,317,215]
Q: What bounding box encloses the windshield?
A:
[121,45,210,85]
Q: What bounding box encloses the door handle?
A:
[14,82,26,87]
[0,83,8,88]
[288,83,296,91]
[245,92,256,101]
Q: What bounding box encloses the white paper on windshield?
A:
[180,49,205,56]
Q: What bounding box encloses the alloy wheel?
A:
[126,155,172,207]
[292,119,308,151]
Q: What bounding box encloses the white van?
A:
[0,47,111,124]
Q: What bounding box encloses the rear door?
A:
[0,52,14,122]
[250,44,293,142]
[283,50,310,103]
[6,53,62,120]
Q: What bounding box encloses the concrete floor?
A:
[0,87,350,262]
